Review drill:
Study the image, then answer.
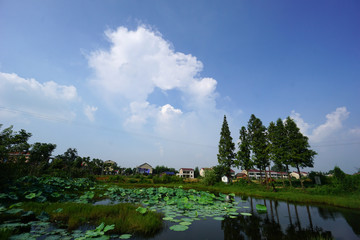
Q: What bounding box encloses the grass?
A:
[21,202,163,236]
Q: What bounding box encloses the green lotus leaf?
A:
[179,221,192,226]
[213,217,225,221]
[169,224,189,231]
[256,204,267,212]
[240,212,252,216]
[136,207,147,214]
[25,193,37,199]
[119,234,132,239]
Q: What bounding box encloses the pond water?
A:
[127,196,360,240]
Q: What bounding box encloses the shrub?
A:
[201,170,218,186]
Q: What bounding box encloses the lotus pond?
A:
[1,176,360,239]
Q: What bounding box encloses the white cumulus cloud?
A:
[0,72,79,121]
[311,107,349,142]
[88,26,219,126]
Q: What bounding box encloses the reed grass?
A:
[21,202,163,236]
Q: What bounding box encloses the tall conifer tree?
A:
[285,117,317,189]
[247,114,270,186]
[217,115,235,181]
[235,126,253,183]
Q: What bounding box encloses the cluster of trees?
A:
[217,115,317,189]
[0,124,120,184]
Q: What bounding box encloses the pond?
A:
[128,196,360,240]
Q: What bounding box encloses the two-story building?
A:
[177,168,194,178]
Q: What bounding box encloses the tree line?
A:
[0,124,121,185]
[217,114,317,189]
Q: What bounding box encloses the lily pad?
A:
[256,204,267,212]
[169,224,189,231]
[179,221,192,226]
[213,216,225,221]
[240,212,252,216]
[119,234,132,239]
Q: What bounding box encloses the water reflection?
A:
[220,196,360,240]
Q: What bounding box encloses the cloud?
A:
[290,107,350,142]
[84,105,98,122]
[87,26,223,168]
[88,26,219,124]
[290,110,311,135]
[0,72,79,121]
[311,107,349,142]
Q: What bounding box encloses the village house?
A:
[290,171,308,179]
[177,168,194,178]
[137,163,153,174]
[200,167,212,177]
[241,169,288,179]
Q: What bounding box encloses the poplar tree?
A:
[217,115,235,181]
[235,126,253,183]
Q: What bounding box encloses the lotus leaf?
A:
[169,224,188,231]
[179,221,192,226]
[136,207,147,214]
[256,204,267,212]
[240,212,252,216]
[119,234,132,239]
[25,193,37,199]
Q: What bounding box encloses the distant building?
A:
[137,163,153,174]
[178,168,194,178]
[290,171,308,179]
[241,169,288,179]
[200,168,212,177]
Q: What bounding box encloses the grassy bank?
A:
[20,202,163,236]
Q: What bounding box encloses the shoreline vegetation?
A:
[100,177,360,210]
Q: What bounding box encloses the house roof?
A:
[137,162,153,168]
[180,168,194,171]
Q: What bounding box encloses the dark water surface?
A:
[131,196,360,240]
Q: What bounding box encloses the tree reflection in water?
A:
[221,197,334,240]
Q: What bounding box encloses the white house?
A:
[178,168,194,178]
[290,171,308,179]
[241,169,288,179]
[200,168,212,177]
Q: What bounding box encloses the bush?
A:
[201,170,219,186]
[108,175,125,183]
[152,175,183,184]
[234,178,249,186]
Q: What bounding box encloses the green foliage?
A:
[235,126,252,175]
[153,175,183,184]
[217,115,235,178]
[76,222,115,240]
[194,166,200,178]
[247,114,269,174]
[201,170,218,186]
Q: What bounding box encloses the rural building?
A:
[241,169,288,179]
[137,163,153,174]
[200,168,212,177]
[290,171,308,179]
[178,168,194,178]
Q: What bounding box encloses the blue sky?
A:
[1,0,359,173]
